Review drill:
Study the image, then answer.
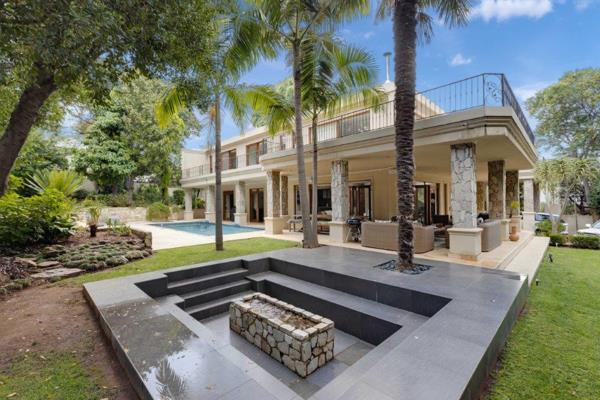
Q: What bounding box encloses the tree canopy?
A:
[527,68,600,158]
[0,0,218,194]
[74,77,199,195]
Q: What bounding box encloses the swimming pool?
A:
[150,221,263,236]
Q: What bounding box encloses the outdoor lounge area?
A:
[85,246,529,400]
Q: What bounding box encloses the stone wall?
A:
[230,293,334,378]
[77,207,147,224]
[505,170,520,217]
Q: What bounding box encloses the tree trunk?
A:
[214,93,224,251]
[393,0,417,269]
[311,115,319,239]
[292,41,317,248]
[0,73,57,195]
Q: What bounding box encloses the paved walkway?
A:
[130,220,266,250]
[500,236,550,286]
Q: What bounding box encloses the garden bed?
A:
[0,230,152,297]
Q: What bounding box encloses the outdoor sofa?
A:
[361,221,435,253]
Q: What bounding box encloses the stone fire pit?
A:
[229,293,334,377]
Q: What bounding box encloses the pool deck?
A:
[130,220,266,250]
[85,246,529,400]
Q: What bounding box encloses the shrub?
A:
[549,234,566,246]
[146,202,171,221]
[171,189,185,206]
[193,197,205,209]
[0,189,75,248]
[94,193,132,207]
[570,235,600,249]
[134,184,162,205]
[536,220,566,236]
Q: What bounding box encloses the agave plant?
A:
[26,169,85,197]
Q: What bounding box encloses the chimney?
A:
[383,52,391,83]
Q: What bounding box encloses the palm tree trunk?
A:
[0,72,57,195]
[293,41,317,248]
[214,93,224,251]
[311,115,319,238]
[393,0,417,269]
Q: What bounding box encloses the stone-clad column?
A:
[533,182,540,212]
[505,170,520,217]
[476,181,487,213]
[448,143,482,261]
[280,175,289,218]
[488,160,506,220]
[234,181,247,225]
[450,144,477,228]
[506,170,520,232]
[184,188,194,220]
[522,178,535,232]
[330,160,349,242]
[265,170,283,234]
[205,185,216,223]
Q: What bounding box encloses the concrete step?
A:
[165,260,243,282]
[166,268,249,295]
[186,291,254,320]
[180,280,252,308]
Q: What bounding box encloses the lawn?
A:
[487,247,600,399]
[67,237,297,285]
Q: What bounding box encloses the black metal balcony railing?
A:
[183,74,534,179]
[264,73,534,153]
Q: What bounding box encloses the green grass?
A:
[66,237,297,285]
[488,247,600,399]
[0,353,106,400]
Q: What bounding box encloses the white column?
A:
[234,181,247,225]
[522,178,535,232]
[330,160,350,243]
[205,185,216,223]
[184,188,194,220]
[265,170,284,234]
[448,143,482,260]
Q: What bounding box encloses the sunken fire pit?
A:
[229,293,334,377]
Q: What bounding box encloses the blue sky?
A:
[184,0,600,148]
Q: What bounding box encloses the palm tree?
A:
[156,12,257,252]
[377,0,471,269]
[244,36,381,239]
[231,0,369,248]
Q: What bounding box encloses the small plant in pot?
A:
[87,205,102,238]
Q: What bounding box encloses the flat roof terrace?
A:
[84,246,528,400]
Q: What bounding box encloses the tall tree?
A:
[156,4,257,251]
[528,68,600,206]
[377,0,471,269]
[232,0,369,248]
[0,0,217,195]
[244,36,380,238]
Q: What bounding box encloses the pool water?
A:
[150,221,262,236]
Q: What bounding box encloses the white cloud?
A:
[450,53,473,66]
[513,81,550,102]
[363,31,375,39]
[472,0,553,21]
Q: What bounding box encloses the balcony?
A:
[265,73,535,154]
[182,149,266,179]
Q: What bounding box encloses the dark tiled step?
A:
[165,259,243,282]
[180,280,252,308]
[186,291,254,320]
[167,268,248,295]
